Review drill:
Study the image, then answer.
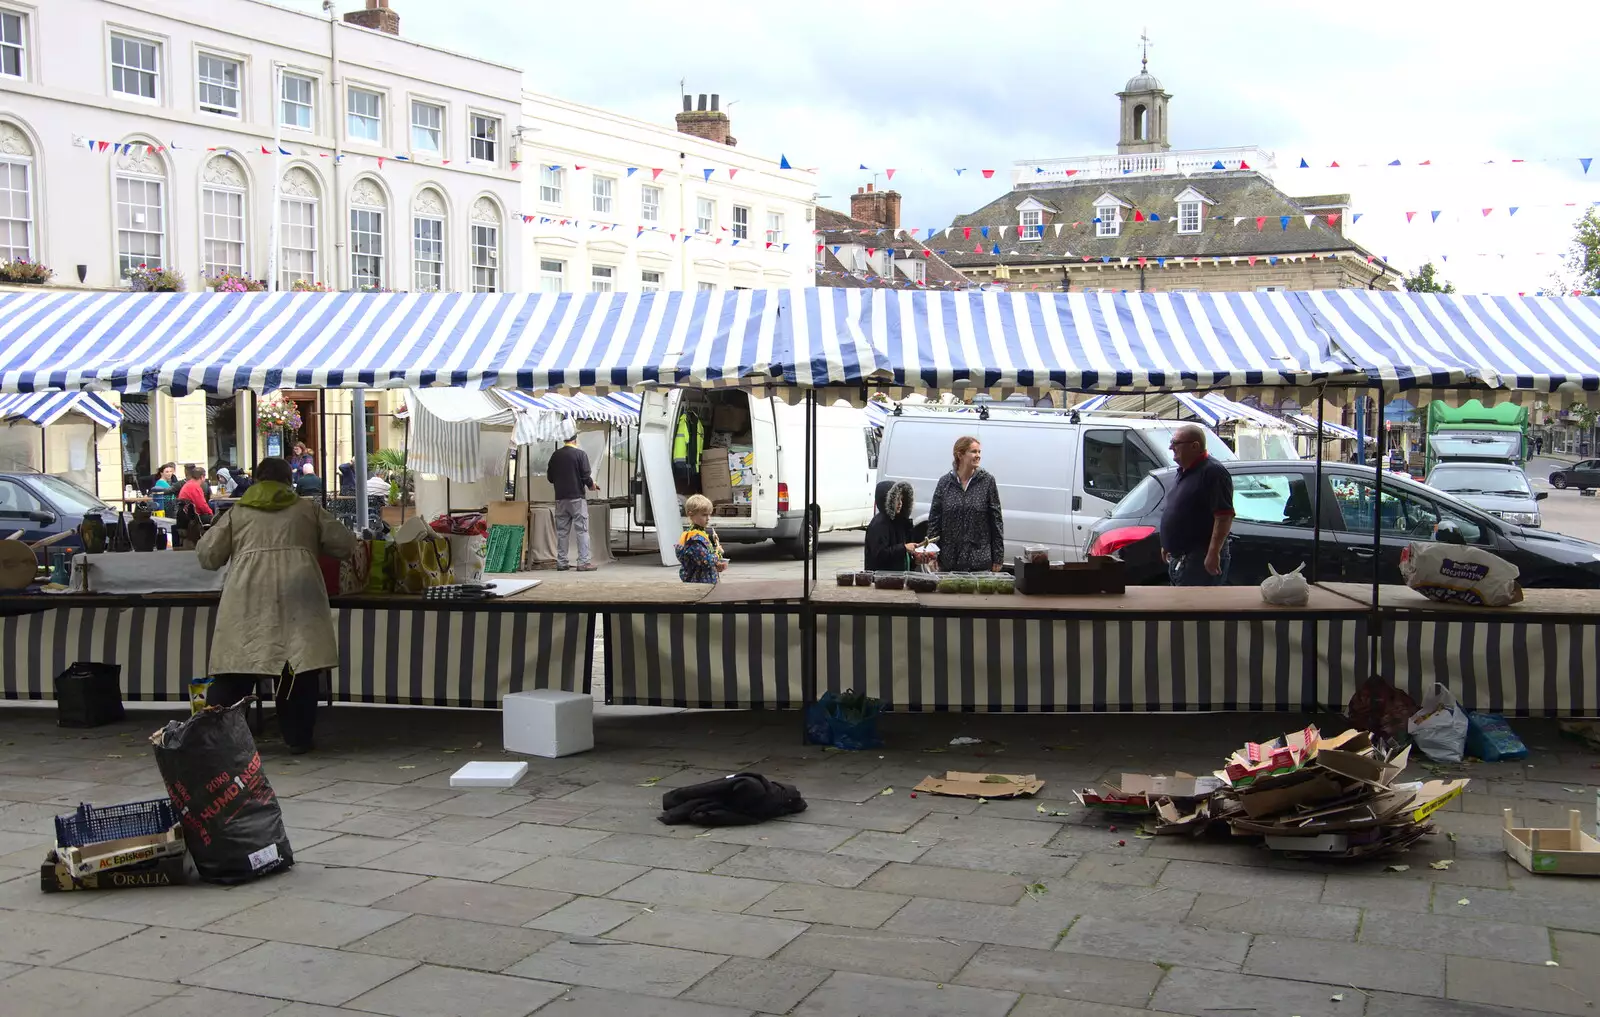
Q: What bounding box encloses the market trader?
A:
[197,457,356,753]
[1159,424,1235,586]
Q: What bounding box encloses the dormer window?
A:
[1096,205,1120,238]
[1178,201,1201,234]
[1020,209,1043,241]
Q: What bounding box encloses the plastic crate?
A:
[54,799,178,848]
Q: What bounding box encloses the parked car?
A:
[1425,462,1546,528]
[1549,459,1600,492]
[1085,460,1600,589]
[877,406,1232,562]
[0,472,164,564]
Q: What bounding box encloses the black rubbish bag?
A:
[150,700,293,884]
[658,772,807,827]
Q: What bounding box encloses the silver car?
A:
[1425,462,1546,528]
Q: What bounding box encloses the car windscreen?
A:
[29,475,112,515]
[1110,475,1166,519]
[1429,467,1531,497]
[1140,426,1236,465]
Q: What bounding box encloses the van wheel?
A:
[776,507,819,560]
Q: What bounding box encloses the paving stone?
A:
[123,985,292,1017]
[707,822,859,852]
[1437,882,1600,933]
[204,895,407,948]
[1031,876,1200,923]
[499,855,650,895]
[830,830,934,863]
[610,905,807,958]
[777,799,931,833]
[373,876,572,926]
[505,938,725,996]
[0,964,182,1017]
[1363,991,1550,1017]
[346,913,559,971]
[1056,914,1251,970]
[1360,907,1553,964]
[356,786,463,811]
[1243,934,1445,995]
[563,806,721,839]
[882,896,1068,950]
[295,834,409,866]
[345,963,566,1017]
[1007,997,1162,1017]
[0,909,145,964]
[327,809,437,839]
[744,881,910,929]
[531,986,755,1017]
[496,801,599,826]
[422,792,523,818]
[858,861,1027,904]
[682,955,829,1012]
[183,940,417,1006]
[954,943,1162,1007]
[712,845,883,888]
[309,760,453,784]
[1446,955,1600,1016]
[558,782,671,807]
[59,926,261,980]
[903,812,1057,846]
[774,924,980,981]
[0,800,67,834]
[1555,929,1600,967]
[265,861,429,906]
[1321,873,1435,911]
[1141,836,1269,866]
[792,970,1017,1017]
[526,897,648,936]
[1157,857,1326,901]
[277,799,374,830]
[296,780,396,804]
[401,815,521,845]
[365,840,537,881]
[610,868,780,912]
[64,884,273,929]
[1067,852,1168,887]
[0,958,28,979]
[473,823,613,857]
[916,838,1080,877]
[1150,965,1361,1017]
[285,827,343,850]
[1184,893,1361,940]
[577,833,743,871]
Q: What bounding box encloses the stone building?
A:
[939,58,1401,294]
[815,184,972,290]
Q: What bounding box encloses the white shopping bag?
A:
[1260,563,1310,606]
[1408,682,1470,763]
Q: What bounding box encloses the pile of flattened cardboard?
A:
[1188,725,1468,858]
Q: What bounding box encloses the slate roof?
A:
[814,206,974,290]
[937,172,1382,268]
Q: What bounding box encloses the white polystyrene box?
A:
[503,689,594,758]
[449,761,529,788]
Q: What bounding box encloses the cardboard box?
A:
[1504,808,1600,875]
[486,500,529,529]
[700,460,733,502]
[1120,773,1221,798]
[40,848,196,892]
[57,826,185,878]
[728,449,755,471]
[914,771,1044,799]
[712,404,749,434]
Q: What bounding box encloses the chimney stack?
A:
[851,183,902,231]
[675,92,736,147]
[344,0,400,35]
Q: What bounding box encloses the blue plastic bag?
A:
[805,689,884,751]
[1465,711,1529,762]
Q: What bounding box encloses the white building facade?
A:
[518,92,815,294]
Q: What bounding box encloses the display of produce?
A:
[906,574,939,593]
[938,573,978,594]
[1023,544,1050,565]
[835,570,857,587]
[873,572,907,590]
[853,571,875,586]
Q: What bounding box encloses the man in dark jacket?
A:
[547,430,600,571]
[1159,424,1235,585]
[294,462,324,497]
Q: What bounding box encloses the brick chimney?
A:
[344,0,400,35]
[850,183,901,231]
[675,93,737,147]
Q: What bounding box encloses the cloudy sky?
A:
[296,0,1600,293]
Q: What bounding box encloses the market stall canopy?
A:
[404,387,536,482]
[0,390,122,428]
[499,391,641,427]
[1288,412,1365,441]
[1303,291,1600,397]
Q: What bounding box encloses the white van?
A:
[876,406,1232,562]
[637,390,875,566]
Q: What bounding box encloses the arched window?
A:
[412,187,445,292]
[0,120,34,263]
[280,166,321,290]
[114,140,167,278]
[1132,104,1147,142]
[200,155,247,282]
[470,196,502,293]
[349,177,386,291]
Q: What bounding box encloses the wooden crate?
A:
[1503,808,1600,875]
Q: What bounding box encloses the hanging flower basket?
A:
[126,264,184,292]
[206,273,267,293]
[255,393,302,435]
[291,280,333,292]
[0,258,54,284]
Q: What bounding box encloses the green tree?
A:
[1403,262,1455,293]
[1572,402,1599,451]
[1551,208,1600,296]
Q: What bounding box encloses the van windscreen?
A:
[1141,426,1236,465]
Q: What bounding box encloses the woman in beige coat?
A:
[197,457,356,752]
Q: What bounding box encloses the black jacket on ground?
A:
[864,479,915,571]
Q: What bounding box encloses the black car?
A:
[0,472,166,564]
[1549,459,1600,492]
[1086,460,1600,589]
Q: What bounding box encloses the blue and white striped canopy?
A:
[0,390,122,428]
[1174,392,1290,429]
[500,390,642,426]
[1289,412,1361,440]
[1303,291,1600,393]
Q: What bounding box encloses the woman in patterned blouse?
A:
[926,435,1005,572]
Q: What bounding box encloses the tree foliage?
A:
[1551,208,1600,296]
[1403,262,1455,293]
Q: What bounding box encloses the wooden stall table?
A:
[1323,582,1600,716]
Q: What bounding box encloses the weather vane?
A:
[1139,28,1152,72]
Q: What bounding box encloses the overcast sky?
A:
[297,0,1600,294]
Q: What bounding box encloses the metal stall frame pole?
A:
[317,389,328,508]
[352,391,369,532]
[401,416,411,523]
[799,389,818,742]
[250,391,260,467]
[1369,382,1386,680]
[1312,388,1325,580]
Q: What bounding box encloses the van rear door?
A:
[637,390,683,566]
[1075,427,1163,559]
[980,419,1070,562]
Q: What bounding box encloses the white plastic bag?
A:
[1399,542,1523,607]
[1408,682,1470,763]
[1260,563,1310,606]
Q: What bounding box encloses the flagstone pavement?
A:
[2,702,1598,1016]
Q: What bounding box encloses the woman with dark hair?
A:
[926,435,1004,572]
[197,457,355,753]
[864,480,923,572]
